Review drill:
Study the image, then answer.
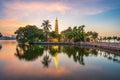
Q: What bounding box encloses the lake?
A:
[0,40,120,80]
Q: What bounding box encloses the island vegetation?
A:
[14,20,120,44]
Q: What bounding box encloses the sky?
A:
[0,0,120,36]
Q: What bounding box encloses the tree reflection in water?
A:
[101,51,120,64]
[15,44,44,61]
[0,44,2,50]
[15,45,120,67]
[42,46,51,68]
[63,46,99,65]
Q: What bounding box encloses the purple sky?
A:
[0,0,120,36]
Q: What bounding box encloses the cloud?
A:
[4,1,71,15]
[0,0,119,36]
[0,1,72,36]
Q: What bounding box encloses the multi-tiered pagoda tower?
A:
[55,18,59,34]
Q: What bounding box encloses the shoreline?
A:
[30,42,120,51]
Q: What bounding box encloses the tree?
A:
[66,32,74,42]
[61,27,73,42]
[117,37,120,43]
[49,31,58,38]
[41,20,52,42]
[0,32,2,37]
[86,31,98,41]
[73,25,86,42]
[61,25,86,42]
[92,32,98,40]
[0,44,2,50]
[107,37,112,43]
[103,37,107,42]
[15,44,44,61]
[113,36,117,43]
[15,25,43,43]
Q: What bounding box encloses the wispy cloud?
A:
[0,0,120,36]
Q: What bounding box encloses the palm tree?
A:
[0,32,2,37]
[113,36,117,43]
[92,32,98,41]
[117,37,120,43]
[98,36,102,42]
[42,55,51,68]
[41,20,52,42]
[42,47,51,68]
[107,37,112,43]
[103,37,107,42]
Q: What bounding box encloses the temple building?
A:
[51,18,59,42]
[55,18,59,34]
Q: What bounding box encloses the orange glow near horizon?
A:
[0,0,120,36]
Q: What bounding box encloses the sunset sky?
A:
[0,0,120,36]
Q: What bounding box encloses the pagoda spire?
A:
[55,17,59,34]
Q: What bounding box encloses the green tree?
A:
[61,27,73,42]
[41,20,52,42]
[0,32,2,37]
[103,37,107,42]
[66,32,74,42]
[73,25,86,42]
[117,37,120,43]
[98,36,102,42]
[49,31,58,38]
[92,32,98,40]
[15,25,43,43]
[113,36,117,43]
[107,36,112,42]
[86,31,98,41]
[15,44,44,61]
[61,25,86,42]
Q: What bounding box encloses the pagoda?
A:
[55,17,59,34]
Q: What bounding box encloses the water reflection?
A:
[15,44,44,61]
[65,46,99,65]
[15,44,120,66]
[15,45,101,66]
[1,40,120,80]
[42,46,51,68]
[0,44,2,50]
[102,51,120,64]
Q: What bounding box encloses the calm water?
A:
[0,40,120,80]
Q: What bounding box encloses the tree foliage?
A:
[86,31,98,40]
[49,31,58,38]
[15,25,44,43]
[41,20,52,41]
[0,32,2,37]
[61,25,86,42]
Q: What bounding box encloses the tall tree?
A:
[103,37,107,42]
[113,36,117,43]
[92,32,98,40]
[107,36,112,43]
[117,37,120,43]
[49,31,58,38]
[41,20,52,42]
[0,32,2,37]
[86,31,98,41]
